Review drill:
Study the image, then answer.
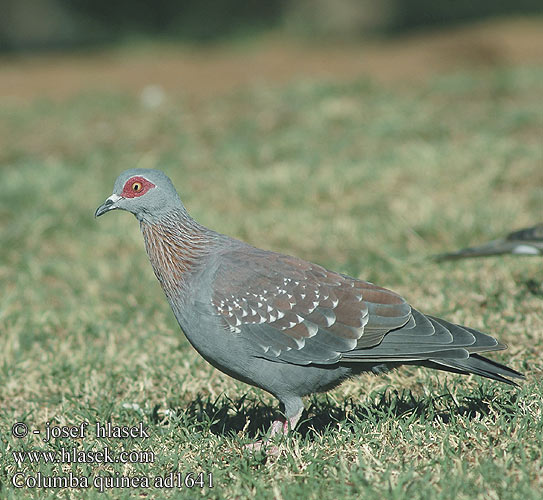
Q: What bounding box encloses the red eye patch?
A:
[121,176,156,198]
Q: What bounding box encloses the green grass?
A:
[1,62,542,499]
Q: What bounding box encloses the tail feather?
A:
[433,224,543,261]
[433,240,514,261]
[343,304,524,386]
[427,353,525,386]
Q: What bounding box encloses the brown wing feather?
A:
[210,247,412,364]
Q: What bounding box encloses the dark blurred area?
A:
[1,0,542,52]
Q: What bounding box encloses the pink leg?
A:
[269,412,302,437]
[244,410,303,455]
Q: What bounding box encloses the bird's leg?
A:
[244,408,303,454]
[268,411,303,437]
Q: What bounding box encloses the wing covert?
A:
[209,247,411,364]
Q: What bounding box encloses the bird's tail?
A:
[432,239,514,261]
[424,353,525,386]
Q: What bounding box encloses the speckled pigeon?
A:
[96,169,524,448]
[434,224,543,261]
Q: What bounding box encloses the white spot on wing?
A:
[293,336,305,349]
[305,322,318,337]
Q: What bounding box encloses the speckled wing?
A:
[209,247,412,365]
[434,224,543,261]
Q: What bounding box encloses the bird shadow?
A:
[153,385,520,441]
[522,278,543,297]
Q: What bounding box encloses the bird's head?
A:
[95,168,183,222]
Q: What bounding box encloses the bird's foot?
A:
[243,413,301,456]
[243,440,281,456]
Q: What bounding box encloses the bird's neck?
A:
[140,210,213,297]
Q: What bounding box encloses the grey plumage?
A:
[96,169,524,444]
[434,224,543,261]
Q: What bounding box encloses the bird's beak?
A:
[95,194,123,218]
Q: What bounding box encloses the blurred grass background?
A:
[0,3,542,499]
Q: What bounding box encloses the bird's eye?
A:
[121,176,155,198]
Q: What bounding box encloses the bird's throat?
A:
[140,216,209,297]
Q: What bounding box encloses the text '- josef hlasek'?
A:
[12,421,150,442]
